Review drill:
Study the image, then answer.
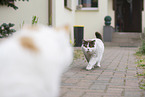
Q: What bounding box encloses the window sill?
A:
[76,7,99,11]
[65,7,72,11]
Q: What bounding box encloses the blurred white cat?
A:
[0,24,73,97]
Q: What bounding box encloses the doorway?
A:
[114,0,143,32]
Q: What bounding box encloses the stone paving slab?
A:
[60,47,145,97]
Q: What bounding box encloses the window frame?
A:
[64,0,72,11]
[77,0,99,10]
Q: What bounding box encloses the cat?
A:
[81,32,104,70]
[0,24,73,97]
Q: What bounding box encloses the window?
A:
[8,0,14,4]
[64,0,72,11]
[78,0,98,10]
[0,0,14,5]
[64,0,67,7]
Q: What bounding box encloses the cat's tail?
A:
[95,32,103,40]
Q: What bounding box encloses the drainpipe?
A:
[48,0,52,25]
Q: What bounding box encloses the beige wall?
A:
[53,0,75,42]
[53,0,75,27]
[0,0,48,30]
[1,0,145,41]
[108,0,115,27]
[75,0,109,39]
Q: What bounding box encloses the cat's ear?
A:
[82,40,85,43]
[82,40,87,44]
[90,40,95,44]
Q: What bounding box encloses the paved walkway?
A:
[60,47,145,97]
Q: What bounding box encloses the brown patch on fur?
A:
[20,37,39,52]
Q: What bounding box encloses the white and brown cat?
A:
[0,24,73,97]
[82,32,104,70]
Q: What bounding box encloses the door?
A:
[114,0,143,32]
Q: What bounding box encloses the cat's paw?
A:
[97,63,101,67]
[86,64,94,70]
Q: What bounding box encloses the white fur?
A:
[0,25,73,97]
[81,38,104,70]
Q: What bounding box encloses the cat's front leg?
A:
[97,52,103,67]
[97,62,101,67]
[86,57,99,70]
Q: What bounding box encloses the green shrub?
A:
[0,23,16,38]
[137,40,145,55]
[0,0,29,10]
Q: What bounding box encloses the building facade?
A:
[0,0,145,43]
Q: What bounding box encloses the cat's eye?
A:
[83,44,87,47]
[83,41,88,48]
[89,41,95,48]
[89,45,94,48]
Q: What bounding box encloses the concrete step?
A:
[112,32,141,38]
[105,32,142,47]
[112,38,141,43]
[104,42,141,47]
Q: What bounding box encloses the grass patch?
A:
[137,73,145,76]
[137,64,145,69]
[73,49,84,60]
[136,40,145,55]
[136,58,145,69]
[139,86,145,90]
[142,83,145,86]
[139,80,145,90]
[135,44,145,90]
[125,67,128,70]
[138,64,145,67]
[136,35,145,90]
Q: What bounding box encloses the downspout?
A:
[48,0,52,25]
